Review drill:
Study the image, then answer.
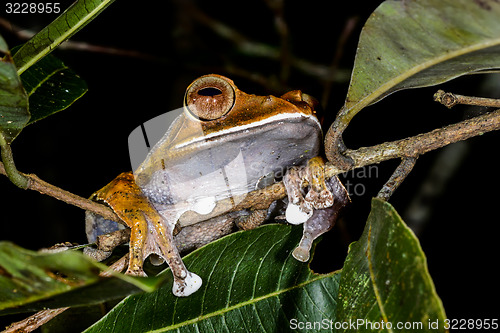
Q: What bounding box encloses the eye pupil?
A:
[198,87,222,97]
[184,75,235,120]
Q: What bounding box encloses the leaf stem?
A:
[0,132,28,189]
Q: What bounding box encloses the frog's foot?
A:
[283,166,313,224]
[284,157,334,224]
[304,157,334,209]
[292,175,349,262]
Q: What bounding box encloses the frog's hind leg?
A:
[175,215,236,253]
[292,175,349,262]
[234,209,268,230]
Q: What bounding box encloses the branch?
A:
[3,308,68,333]
[2,108,499,228]
[0,162,122,224]
[1,100,498,332]
[377,157,418,201]
[176,107,500,226]
[174,0,343,82]
[344,108,500,169]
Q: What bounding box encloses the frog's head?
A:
[135,74,322,206]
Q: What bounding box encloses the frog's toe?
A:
[285,202,313,225]
[172,272,202,297]
[292,176,350,262]
[292,239,313,262]
[305,188,334,210]
[83,247,113,262]
[149,254,166,266]
[125,266,147,277]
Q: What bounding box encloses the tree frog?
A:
[85,74,349,297]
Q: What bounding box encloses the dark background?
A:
[1,0,499,327]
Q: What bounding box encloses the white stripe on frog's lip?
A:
[174,112,321,149]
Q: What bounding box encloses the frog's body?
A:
[85,75,349,297]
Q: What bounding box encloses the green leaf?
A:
[0,242,164,315]
[13,0,116,75]
[20,53,88,125]
[0,36,29,143]
[336,0,500,127]
[84,225,341,333]
[337,199,446,332]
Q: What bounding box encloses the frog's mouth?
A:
[174,112,321,150]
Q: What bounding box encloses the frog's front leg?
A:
[125,212,148,276]
[283,166,314,224]
[284,157,334,224]
[87,172,201,296]
[146,209,202,297]
[292,175,349,261]
[284,157,349,262]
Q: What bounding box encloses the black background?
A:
[1,0,499,328]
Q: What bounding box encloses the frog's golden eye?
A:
[184,75,235,120]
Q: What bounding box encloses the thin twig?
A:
[344,108,500,170]
[1,103,499,333]
[434,90,500,108]
[263,0,290,83]
[0,164,122,225]
[0,18,163,62]
[321,16,359,109]
[27,174,121,223]
[176,0,342,81]
[2,307,68,333]
[377,157,418,201]
[0,133,28,189]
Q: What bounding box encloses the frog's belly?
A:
[138,120,321,207]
